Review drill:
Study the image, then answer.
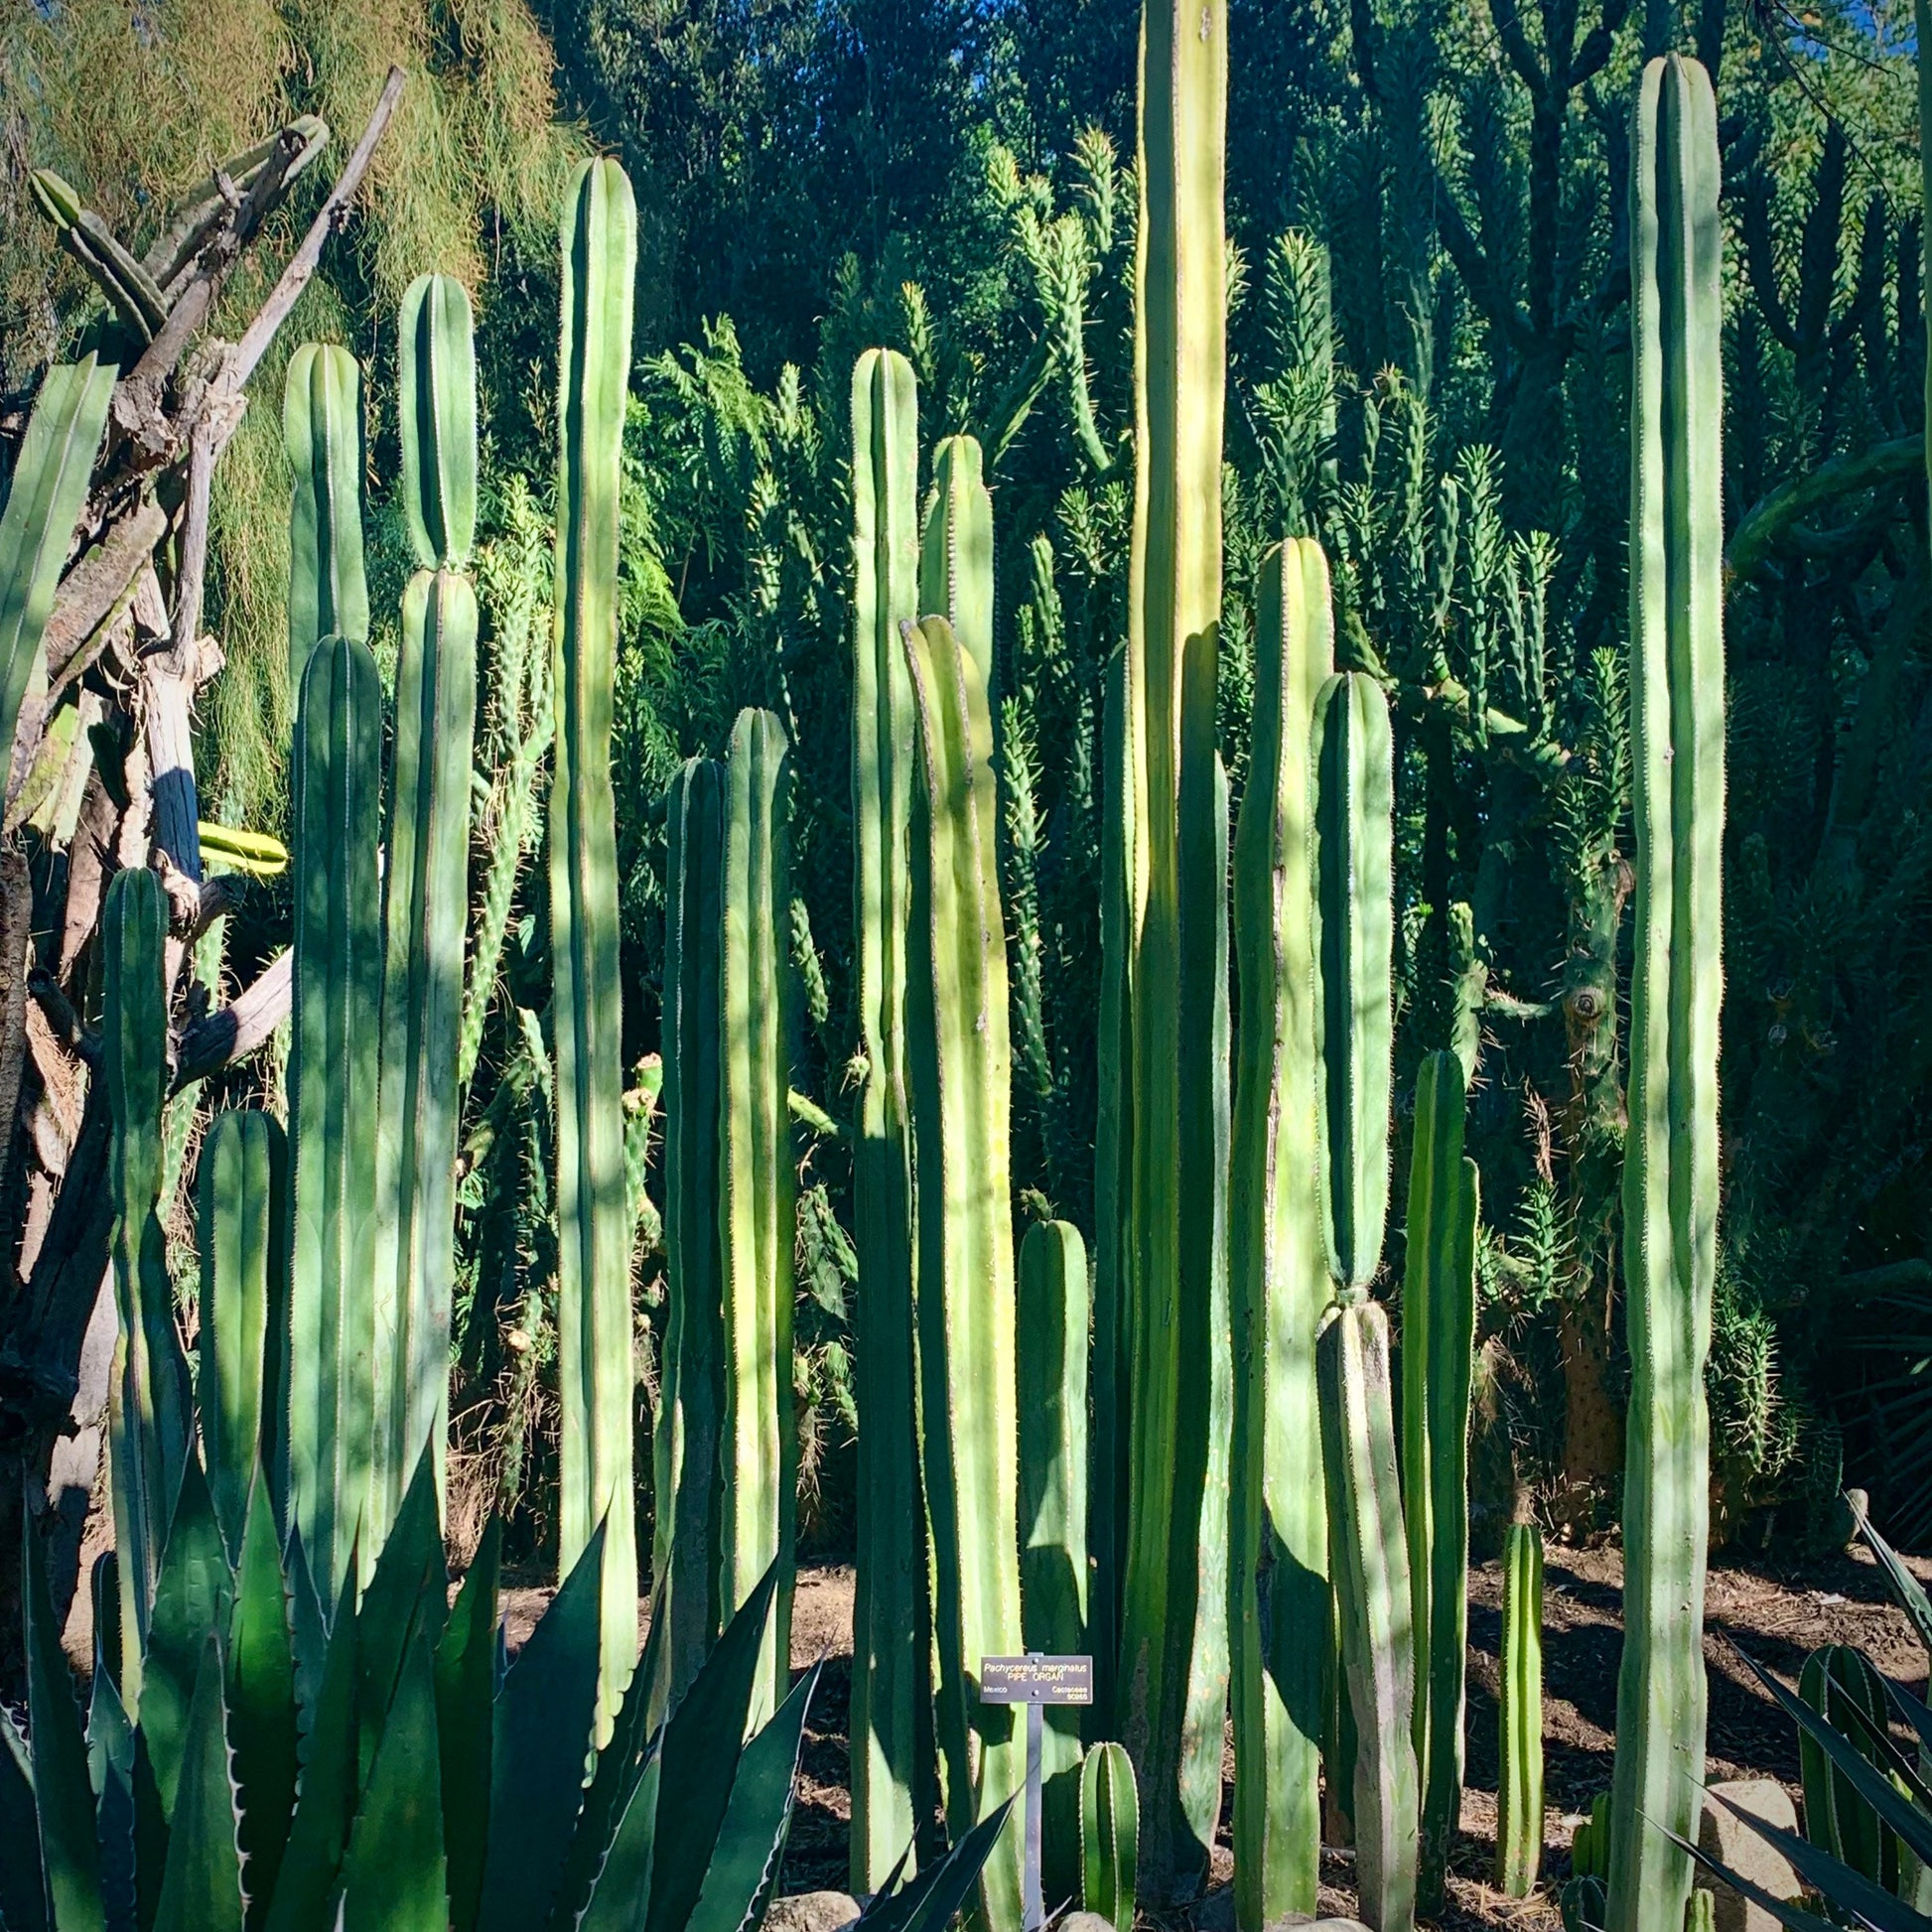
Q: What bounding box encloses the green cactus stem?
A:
[903,612,1026,1932]
[369,272,482,1551]
[1080,1740,1139,1932]
[284,344,369,685]
[657,754,727,1709]
[719,705,799,1725]
[1402,1049,1479,1914]
[1117,2,1233,1890]
[849,345,927,1891]
[919,434,994,678]
[103,864,190,1708]
[0,355,115,782]
[1019,1218,1090,1904]
[1798,1645,1899,1889]
[552,155,639,1731]
[1606,55,1725,1932]
[289,633,384,1614]
[1310,667,1414,1932]
[1229,537,1332,1925]
[199,1110,289,1562]
[1495,1519,1544,1898]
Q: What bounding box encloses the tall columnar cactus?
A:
[1117,0,1233,1893]
[1020,1217,1091,1903]
[103,864,189,1707]
[919,434,994,675]
[289,632,383,1614]
[1401,1049,1479,1913]
[903,613,1026,1932]
[1229,537,1333,1926]
[199,1110,288,1559]
[657,755,727,1707]
[1081,1741,1140,1932]
[1798,1645,1899,1889]
[284,343,369,683]
[1310,669,1416,1932]
[552,155,639,1727]
[1495,1520,1545,1898]
[719,705,799,1725]
[1607,55,1725,1932]
[849,345,926,1889]
[0,354,114,779]
[370,273,480,1550]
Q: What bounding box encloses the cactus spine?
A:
[903,613,1026,1931]
[719,705,799,1724]
[1606,56,1725,1932]
[103,865,189,1707]
[1019,1218,1091,1903]
[1310,669,1416,1932]
[1402,1050,1479,1913]
[289,632,383,1613]
[657,755,727,1706]
[552,155,639,1727]
[1496,1520,1545,1897]
[849,346,925,1890]
[1229,537,1332,1925]
[0,354,115,777]
[199,1110,288,1559]
[370,274,480,1548]
[1117,0,1233,1893]
[1080,1741,1139,1932]
[284,343,369,682]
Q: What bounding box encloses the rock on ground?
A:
[1695,1779,1804,1932]
[767,1892,862,1932]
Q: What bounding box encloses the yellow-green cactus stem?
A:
[1606,56,1725,1932]
[1496,1520,1544,1897]
[284,344,368,685]
[1081,1740,1139,1932]
[919,433,994,678]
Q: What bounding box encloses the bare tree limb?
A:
[173,947,291,1089]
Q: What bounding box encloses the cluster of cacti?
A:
[0,353,115,779]
[1080,1740,1139,1932]
[1228,537,1331,1925]
[1111,0,1234,1898]
[550,155,641,1727]
[1495,1519,1545,1897]
[370,272,480,1550]
[848,345,928,1891]
[904,610,1027,1926]
[1605,54,1725,1932]
[1402,1049,1478,1913]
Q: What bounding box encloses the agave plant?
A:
[0,1448,1004,1932]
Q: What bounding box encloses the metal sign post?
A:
[980,1653,1094,1932]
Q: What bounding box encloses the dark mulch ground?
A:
[759,1542,1932,1929]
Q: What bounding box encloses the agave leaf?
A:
[440,1518,502,1932]
[1739,1650,1932,1870]
[26,1519,105,1931]
[1665,1826,1871,1932]
[153,1642,244,1932]
[644,1566,780,1932]
[0,1701,48,1932]
[144,1454,234,1821]
[1711,1791,1931,1932]
[354,1454,447,1785]
[337,1635,446,1932]
[683,1664,818,1932]
[548,1564,670,1932]
[285,1527,329,1745]
[856,1798,1019,1932]
[1853,1497,1932,1661]
[228,1476,298,1927]
[133,1729,169,1932]
[575,1750,661,1932]
[87,1593,136,1932]
[476,1522,609,1932]
[260,1589,360,1932]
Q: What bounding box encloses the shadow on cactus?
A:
[0,1450,870,1932]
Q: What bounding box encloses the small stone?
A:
[765,1892,862,1932]
[1058,1913,1117,1932]
[1695,1779,1803,1932]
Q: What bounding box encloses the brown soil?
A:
[714,1542,1932,1929]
